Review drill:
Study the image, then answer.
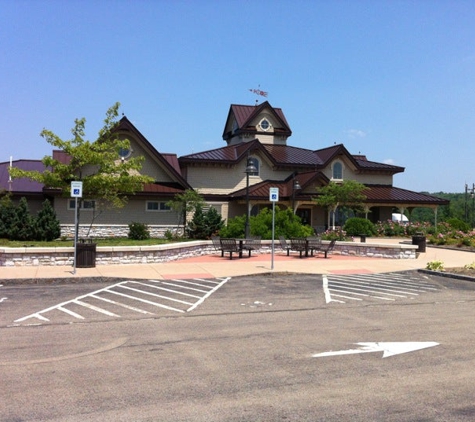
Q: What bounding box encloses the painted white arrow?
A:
[313,342,439,358]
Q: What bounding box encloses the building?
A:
[178,101,448,232]
[1,101,448,237]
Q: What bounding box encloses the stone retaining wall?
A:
[0,240,417,267]
[60,224,183,239]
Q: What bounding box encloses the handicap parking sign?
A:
[71,181,83,198]
[269,187,279,202]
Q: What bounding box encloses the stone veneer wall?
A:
[0,240,417,267]
[60,224,184,239]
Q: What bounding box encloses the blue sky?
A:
[1,0,474,193]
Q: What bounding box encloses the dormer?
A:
[222,101,292,146]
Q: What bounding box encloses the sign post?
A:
[71,181,83,274]
[269,187,279,270]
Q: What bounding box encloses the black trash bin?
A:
[76,239,97,268]
[359,234,367,243]
[412,234,426,253]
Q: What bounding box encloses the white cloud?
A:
[345,129,367,139]
[383,158,395,165]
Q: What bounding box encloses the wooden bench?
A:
[241,236,261,257]
[219,238,243,260]
[290,238,308,258]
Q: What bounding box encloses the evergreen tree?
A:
[204,206,225,237]
[0,194,16,239]
[35,199,61,241]
[9,197,35,241]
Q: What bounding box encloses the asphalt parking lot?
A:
[2,271,475,421]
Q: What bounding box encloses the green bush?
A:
[446,218,471,233]
[343,217,376,236]
[219,206,313,239]
[128,222,150,240]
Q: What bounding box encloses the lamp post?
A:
[466,183,475,228]
[292,177,301,213]
[244,157,257,238]
[472,183,475,229]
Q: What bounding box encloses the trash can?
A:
[359,234,367,243]
[76,239,97,268]
[412,234,426,253]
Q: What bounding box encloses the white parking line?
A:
[324,273,440,304]
[14,277,230,324]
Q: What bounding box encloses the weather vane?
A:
[248,85,268,104]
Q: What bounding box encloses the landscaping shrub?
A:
[128,222,150,240]
[446,218,471,233]
[219,206,313,239]
[343,217,376,236]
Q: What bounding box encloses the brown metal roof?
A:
[363,185,449,205]
[141,182,186,195]
[0,159,46,193]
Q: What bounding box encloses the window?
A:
[259,118,271,131]
[68,199,96,210]
[146,201,171,212]
[247,157,259,176]
[332,162,343,180]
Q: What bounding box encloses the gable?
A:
[222,101,292,145]
[115,117,191,190]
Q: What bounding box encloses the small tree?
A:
[9,103,154,237]
[0,194,16,239]
[9,197,35,241]
[186,204,225,239]
[167,189,205,234]
[35,199,61,241]
[314,180,367,230]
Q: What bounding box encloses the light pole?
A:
[467,183,475,228]
[292,176,301,214]
[244,157,257,238]
[472,183,475,229]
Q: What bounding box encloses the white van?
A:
[392,213,409,224]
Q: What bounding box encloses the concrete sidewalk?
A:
[1,238,474,283]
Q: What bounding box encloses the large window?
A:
[68,199,96,210]
[146,201,171,212]
[332,161,343,180]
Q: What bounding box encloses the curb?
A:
[418,269,475,283]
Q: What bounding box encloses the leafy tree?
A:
[35,199,61,241]
[314,180,367,229]
[167,189,205,233]
[9,103,154,235]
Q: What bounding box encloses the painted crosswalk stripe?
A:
[14,277,231,324]
[107,289,185,313]
[89,294,153,315]
[117,284,194,306]
[73,300,120,317]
